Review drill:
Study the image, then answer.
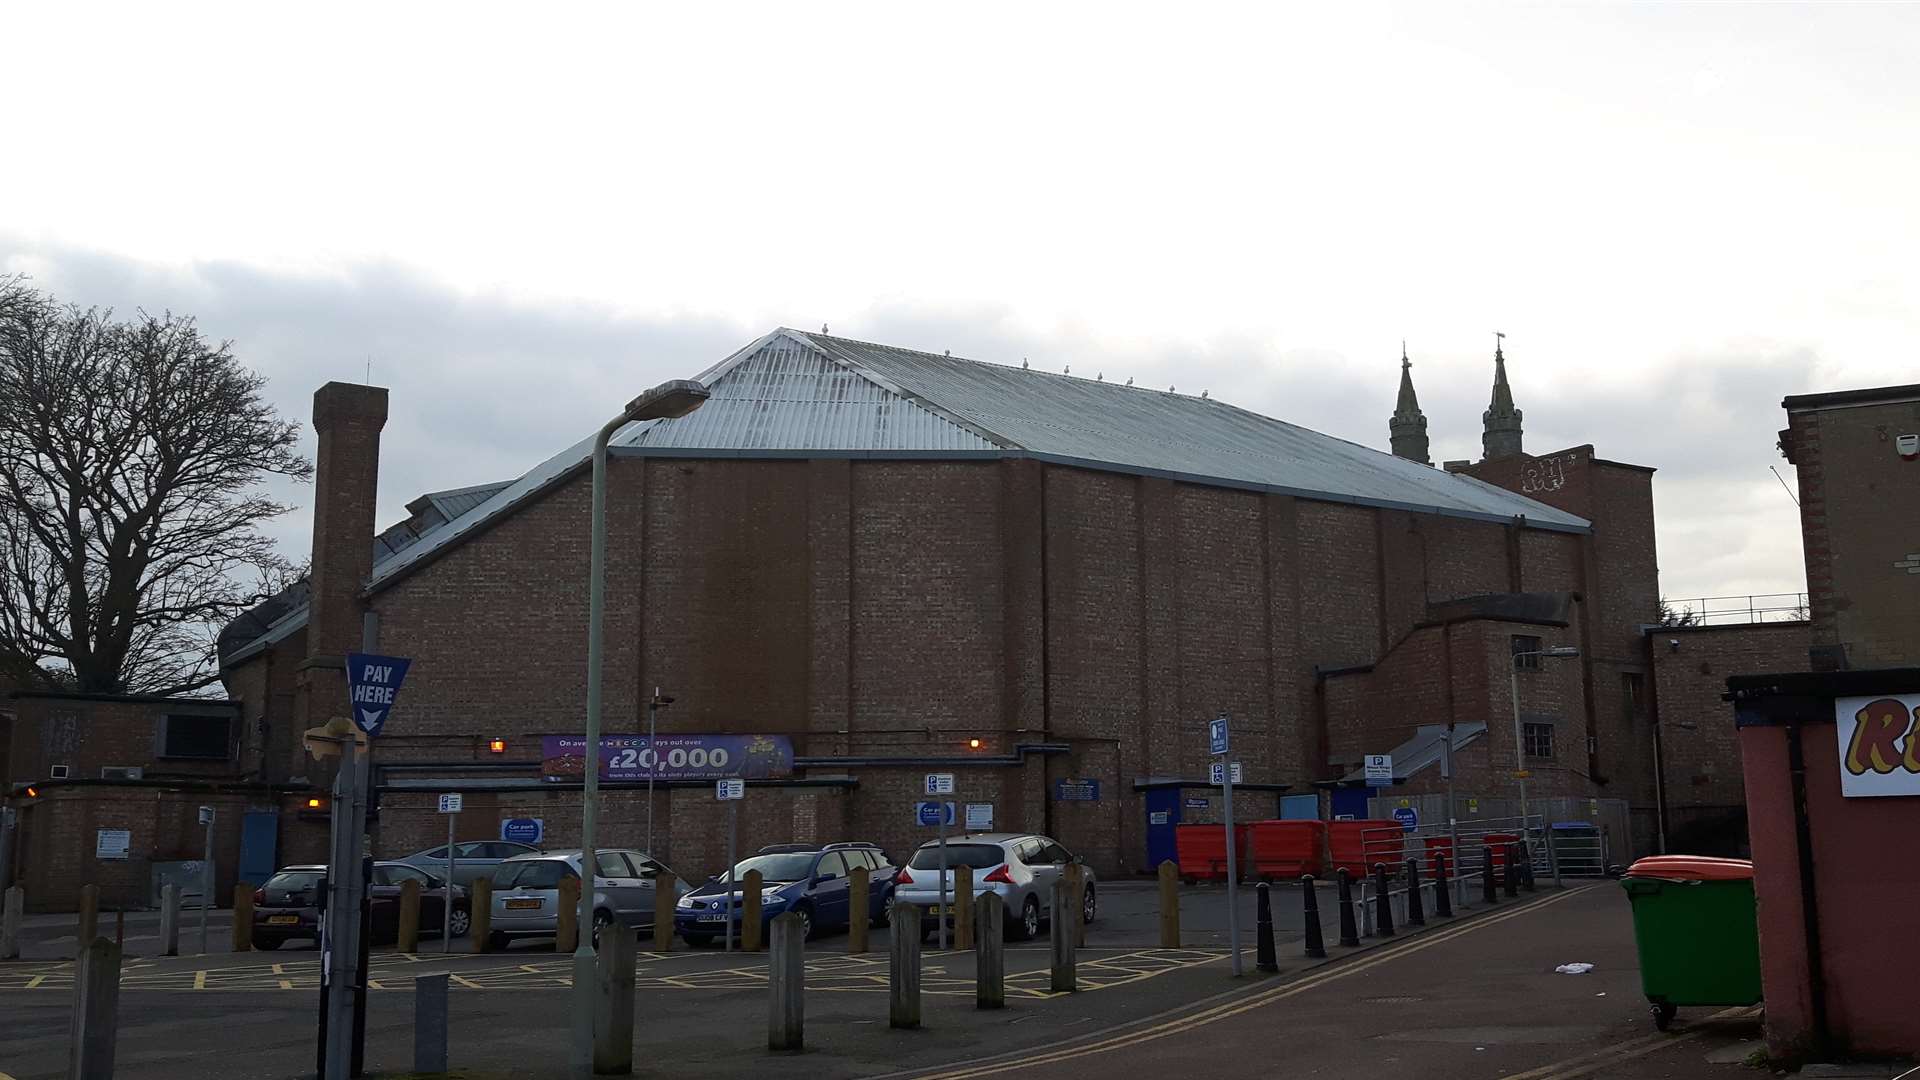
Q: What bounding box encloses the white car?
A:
[891,832,1096,941]
[486,848,692,949]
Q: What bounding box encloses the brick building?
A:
[6,331,1690,906]
[1730,382,1920,1058]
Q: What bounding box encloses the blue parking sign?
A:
[916,801,955,826]
[1209,714,1230,755]
[345,652,411,736]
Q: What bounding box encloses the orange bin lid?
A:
[1623,855,1754,882]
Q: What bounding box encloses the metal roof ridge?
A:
[789,330,1020,450]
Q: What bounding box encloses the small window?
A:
[385,865,432,884]
[159,713,233,759]
[908,844,1006,870]
[417,845,449,860]
[455,842,493,859]
[1622,673,1647,719]
[597,852,633,878]
[1041,842,1072,865]
[1512,635,1544,672]
[1014,838,1047,864]
[502,860,576,890]
[814,852,846,881]
[1523,722,1556,759]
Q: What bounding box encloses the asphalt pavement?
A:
[0,878,1798,1080]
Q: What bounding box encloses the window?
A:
[455,842,494,859]
[1014,838,1048,865]
[1511,635,1544,671]
[378,865,432,886]
[495,860,576,889]
[1523,722,1556,759]
[909,844,1006,870]
[597,852,634,878]
[418,845,449,860]
[159,713,232,759]
[1622,673,1647,719]
[814,852,847,881]
[728,853,819,882]
[1039,842,1072,865]
[854,850,881,872]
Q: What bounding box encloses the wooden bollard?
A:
[78,883,99,947]
[396,879,422,953]
[470,878,493,952]
[556,876,580,953]
[889,904,921,1028]
[742,870,764,951]
[69,936,122,1079]
[1049,882,1076,992]
[231,883,254,952]
[1,885,23,960]
[953,864,974,951]
[767,911,805,1051]
[1157,860,1180,948]
[654,878,676,953]
[975,892,1005,1009]
[593,915,637,1073]
[847,865,870,954]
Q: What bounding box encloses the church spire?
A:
[1482,332,1524,460]
[1389,341,1431,465]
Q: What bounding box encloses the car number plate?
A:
[267,914,300,925]
[696,914,728,923]
[504,899,540,910]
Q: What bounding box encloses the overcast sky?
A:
[7,1,1916,607]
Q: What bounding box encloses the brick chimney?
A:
[292,382,388,771]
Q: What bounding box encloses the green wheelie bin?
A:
[1619,855,1762,1030]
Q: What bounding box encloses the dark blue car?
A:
[674,843,897,946]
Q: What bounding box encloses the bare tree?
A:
[0,277,312,695]
[1657,600,1702,628]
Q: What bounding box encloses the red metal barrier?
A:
[1175,822,1249,882]
[1245,820,1326,880]
[1484,832,1520,869]
[1329,820,1404,877]
[1422,835,1455,874]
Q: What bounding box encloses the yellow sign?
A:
[1398,798,1410,808]
[1466,798,1479,813]
[1512,769,1532,779]
[304,715,369,759]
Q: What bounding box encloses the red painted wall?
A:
[1739,720,1920,1057]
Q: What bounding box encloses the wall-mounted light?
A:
[488,737,507,754]
[966,738,984,750]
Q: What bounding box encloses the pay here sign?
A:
[1835,693,1920,797]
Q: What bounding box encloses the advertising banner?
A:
[541,734,794,783]
[1835,693,1920,797]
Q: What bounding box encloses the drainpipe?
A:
[1784,719,1830,1058]
[1644,634,1669,854]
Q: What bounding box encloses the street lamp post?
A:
[574,379,708,1073]
[1509,644,1581,855]
[646,689,674,857]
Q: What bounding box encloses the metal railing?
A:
[1659,593,1809,626]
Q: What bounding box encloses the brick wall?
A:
[1781,391,1920,668]
[4,695,245,784]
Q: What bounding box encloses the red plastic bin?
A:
[1482,832,1521,869]
[1422,835,1456,874]
[1245,820,1326,880]
[1330,820,1406,877]
[1175,822,1250,882]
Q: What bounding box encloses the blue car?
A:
[674,842,897,946]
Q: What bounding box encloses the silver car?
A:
[892,833,1097,942]
[486,849,692,949]
[394,839,543,886]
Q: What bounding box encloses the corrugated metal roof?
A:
[227,327,1596,664]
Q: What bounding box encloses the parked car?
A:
[393,839,543,886]
[675,842,897,947]
[893,833,1097,942]
[252,862,470,950]
[486,849,691,950]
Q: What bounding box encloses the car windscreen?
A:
[724,853,817,883]
[908,844,1005,870]
[494,861,578,889]
[264,871,324,892]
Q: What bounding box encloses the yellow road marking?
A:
[450,975,483,989]
[25,976,45,989]
[193,970,206,990]
[1497,1006,1761,1080]
[271,963,284,975]
[914,888,1585,1080]
[279,980,293,990]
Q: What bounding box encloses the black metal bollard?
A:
[1255,883,1277,973]
[1504,844,1520,898]
[1335,868,1359,948]
[1482,845,1498,905]
[1301,876,1326,958]
[1403,859,1425,927]
[1432,852,1453,917]
[1371,863,1394,937]
[1520,843,1537,892]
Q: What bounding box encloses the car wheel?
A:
[591,909,616,946]
[1082,882,1097,924]
[487,932,512,951]
[871,890,895,929]
[255,936,284,951]
[447,907,471,938]
[792,905,814,942]
[1011,895,1040,941]
[682,933,713,948]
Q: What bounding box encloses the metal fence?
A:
[1659,592,1809,626]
